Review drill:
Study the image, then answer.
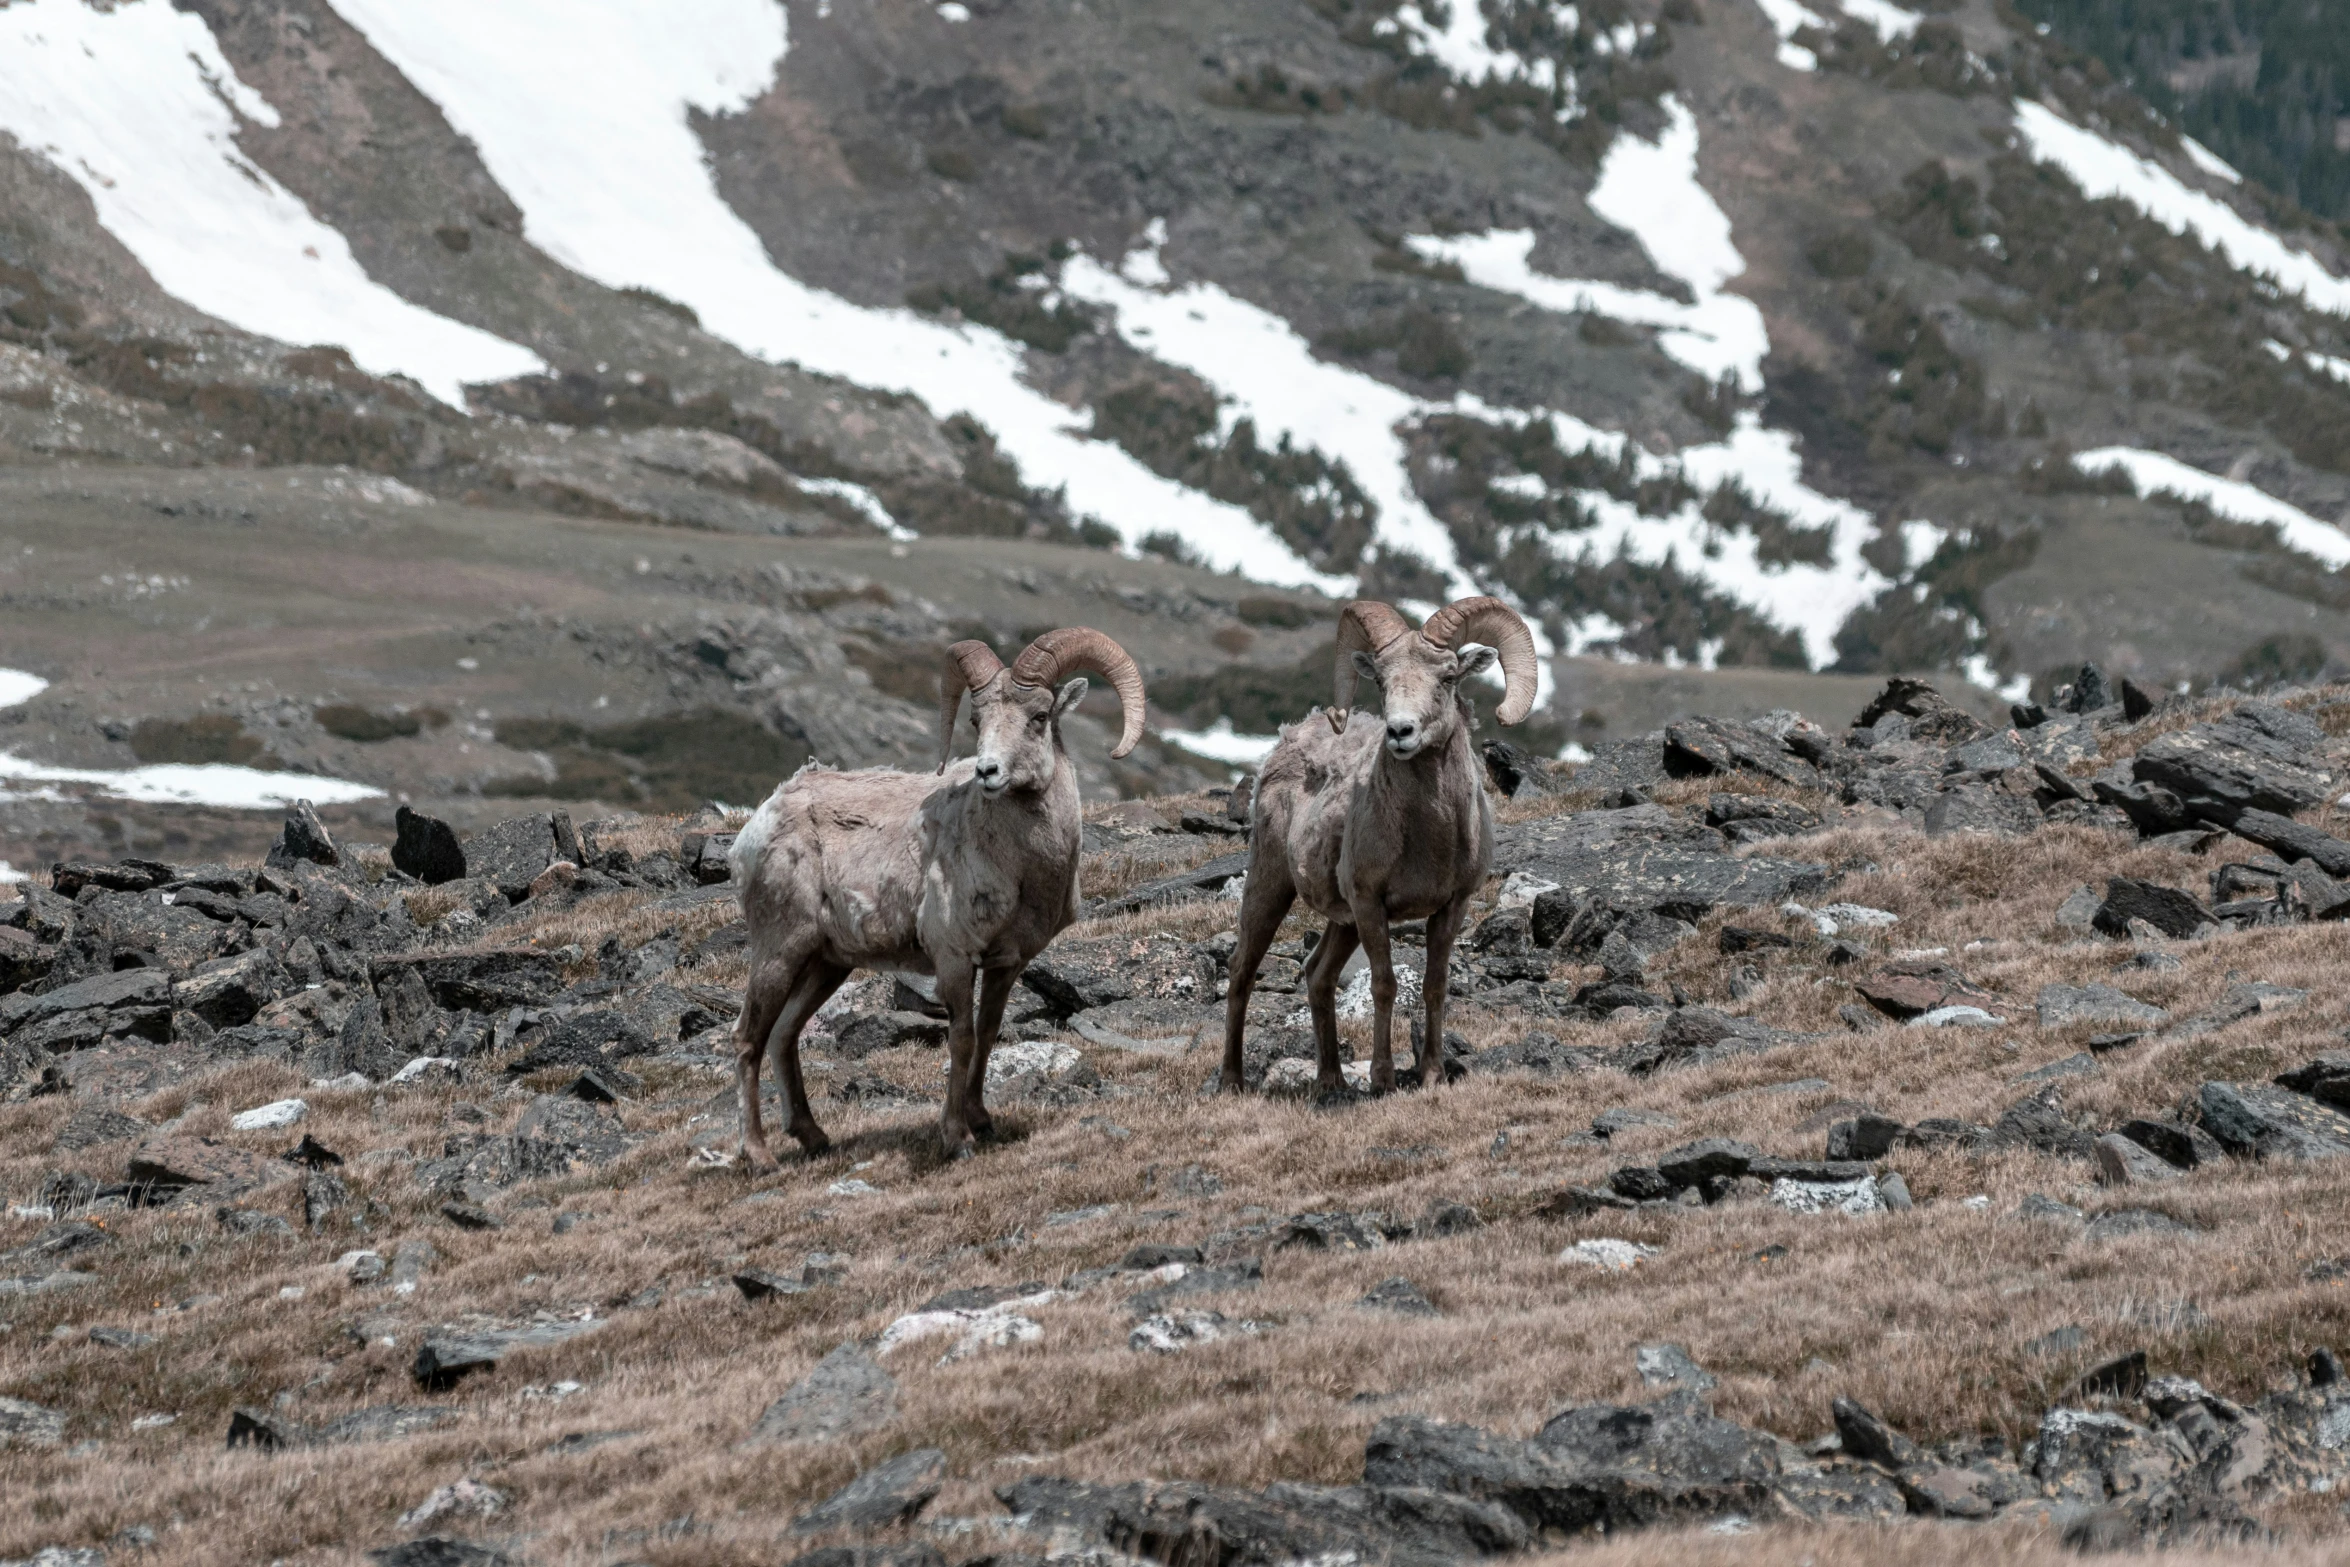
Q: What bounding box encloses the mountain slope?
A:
[2,0,2350,841]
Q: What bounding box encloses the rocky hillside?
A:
[1,674,2349,1563]
[7,0,2350,874]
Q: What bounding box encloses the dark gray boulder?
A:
[265,801,340,869]
[1653,1138,1758,1189]
[2198,1082,2350,1160]
[464,815,558,901]
[791,1448,945,1534]
[1830,1397,1919,1469]
[393,806,468,885]
[2091,878,2215,939]
[2117,1118,2227,1169]
[2131,701,2329,817]
[1364,1395,1781,1538]
[368,950,564,1013]
[2275,1054,2350,1111]
[1502,807,1828,935]
[997,1473,1527,1567]
[412,1317,603,1389]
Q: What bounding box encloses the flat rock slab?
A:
[2037,984,2167,1030]
[1087,851,1249,918]
[2199,1082,2350,1161]
[790,1447,945,1534]
[413,1319,603,1389]
[750,1342,897,1443]
[1497,805,1828,916]
[0,1395,65,1448]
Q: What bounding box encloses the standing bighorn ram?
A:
[1220,597,1539,1095]
[728,628,1145,1165]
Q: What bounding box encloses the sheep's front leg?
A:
[936,954,980,1158]
[1417,897,1466,1091]
[1357,903,1398,1093]
[1302,922,1360,1093]
[962,966,1017,1139]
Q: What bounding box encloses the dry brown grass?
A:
[5,801,2350,1564]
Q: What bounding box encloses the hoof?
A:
[1216,1073,1248,1095]
[939,1123,976,1160]
[741,1145,783,1177]
[789,1127,832,1158]
[962,1113,995,1141]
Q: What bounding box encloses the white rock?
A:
[129,1413,177,1431]
[390,1057,461,1085]
[1961,1194,1992,1210]
[1769,1177,1883,1216]
[826,1178,879,1197]
[1910,1005,2001,1029]
[1130,1310,1263,1353]
[877,1292,1054,1365]
[396,1478,508,1531]
[309,1072,371,1091]
[230,1098,306,1131]
[979,1039,1079,1081]
[1559,1238,1658,1271]
[1498,870,1560,909]
[1261,1058,1372,1096]
[1819,902,1898,928]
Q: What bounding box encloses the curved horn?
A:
[937,639,1005,772]
[1008,627,1148,759]
[1420,595,1540,725]
[1328,600,1414,732]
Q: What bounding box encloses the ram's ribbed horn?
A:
[1008,627,1148,759]
[1328,600,1415,733]
[1419,595,1540,726]
[938,639,1006,772]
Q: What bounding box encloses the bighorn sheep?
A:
[727,628,1146,1165]
[1219,597,1539,1094]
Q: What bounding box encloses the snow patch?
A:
[2181,136,2243,185]
[0,666,382,808]
[0,0,542,407]
[1160,719,1284,766]
[2013,101,2350,319]
[794,477,914,541]
[0,670,48,710]
[1407,228,1767,390]
[1058,247,1461,582]
[328,0,1332,587]
[1835,0,1919,41]
[1381,1,1573,95]
[2072,447,2350,569]
[1749,0,1824,69]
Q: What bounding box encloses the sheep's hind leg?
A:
[734,954,800,1173]
[1302,922,1360,1094]
[961,966,1017,1139]
[768,959,850,1155]
[1219,865,1294,1093]
[936,954,980,1158]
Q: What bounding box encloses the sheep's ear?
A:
[1457,645,1498,679]
[1053,677,1090,718]
[1350,649,1382,683]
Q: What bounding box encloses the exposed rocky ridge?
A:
[4,676,2350,1561]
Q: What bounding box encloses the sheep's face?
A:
[1352,640,1497,760]
[968,674,1087,794]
